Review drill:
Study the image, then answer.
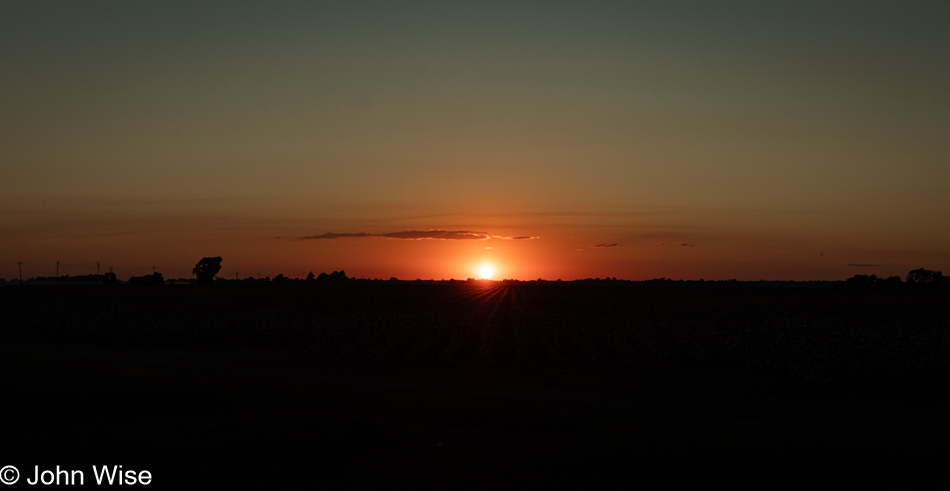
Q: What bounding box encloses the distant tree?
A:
[317,270,348,283]
[193,257,222,285]
[330,270,347,283]
[273,273,287,283]
[389,277,399,282]
[880,276,904,289]
[845,274,879,289]
[306,271,315,282]
[906,268,944,288]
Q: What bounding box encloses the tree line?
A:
[844,268,946,289]
[3,257,945,288]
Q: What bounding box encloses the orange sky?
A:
[2,1,949,281]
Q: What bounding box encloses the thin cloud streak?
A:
[298,230,539,241]
[494,235,540,240]
[592,243,621,248]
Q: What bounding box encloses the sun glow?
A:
[479,266,494,279]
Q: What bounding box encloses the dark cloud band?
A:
[299,230,538,241]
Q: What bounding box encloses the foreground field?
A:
[2,283,949,486]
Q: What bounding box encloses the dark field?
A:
[3,283,950,487]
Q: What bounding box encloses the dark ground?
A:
[2,283,949,487]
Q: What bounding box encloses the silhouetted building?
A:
[128,272,164,286]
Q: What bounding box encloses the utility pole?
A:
[235,272,239,280]
[17,262,23,285]
[56,261,59,284]
[97,261,100,275]
[152,266,156,274]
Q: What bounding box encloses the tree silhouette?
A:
[193,257,222,285]
[316,270,348,283]
[906,268,944,288]
[844,274,905,289]
[881,276,904,288]
[845,274,878,289]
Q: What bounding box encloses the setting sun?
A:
[480,266,494,279]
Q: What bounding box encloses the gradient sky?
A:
[2,1,948,281]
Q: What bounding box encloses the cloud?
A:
[591,243,621,248]
[491,235,540,240]
[300,232,372,239]
[299,230,538,241]
[680,243,694,247]
[847,263,881,267]
[384,230,488,240]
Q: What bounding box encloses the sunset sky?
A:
[2,1,948,281]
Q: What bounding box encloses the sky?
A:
[2,0,948,281]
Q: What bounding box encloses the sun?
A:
[479,266,494,279]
